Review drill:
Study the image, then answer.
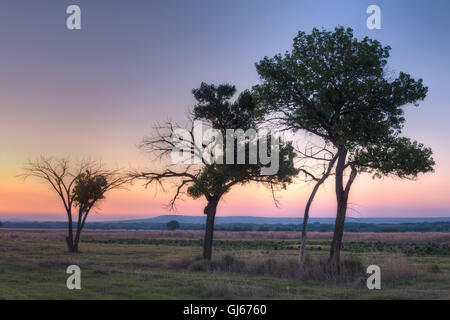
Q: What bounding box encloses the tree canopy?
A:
[254,27,429,151]
[134,82,298,259]
[72,170,109,214]
[254,26,435,265]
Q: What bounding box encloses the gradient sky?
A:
[1,0,449,221]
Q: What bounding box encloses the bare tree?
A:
[296,142,338,265]
[21,157,129,252]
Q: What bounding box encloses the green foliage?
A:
[187,166,234,199]
[254,26,434,178]
[166,220,180,231]
[72,170,108,212]
[193,83,261,131]
[188,82,298,201]
[354,136,435,179]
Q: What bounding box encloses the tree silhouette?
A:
[167,220,180,231]
[133,83,298,260]
[254,27,435,268]
[21,157,129,252]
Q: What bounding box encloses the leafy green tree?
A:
[134,83,298,260]
[167,220,180,231]
[254,27,435,267]
[22,157,128,252]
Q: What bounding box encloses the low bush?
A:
[184,253,365,283]
[378,254,421,281]
[431,264,441,273]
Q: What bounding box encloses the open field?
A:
[0,229,449,299]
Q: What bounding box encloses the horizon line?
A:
[2,214,450,223]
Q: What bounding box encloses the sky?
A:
[0,0,449,221]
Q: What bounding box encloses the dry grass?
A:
[377,254,422,281]
[178,253,366,284]
[1,229,449,243]
[172,251,430,288]
[0,229,448,299]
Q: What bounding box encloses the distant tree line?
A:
[3,221,449,232]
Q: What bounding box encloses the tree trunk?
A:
[66,236,75,252]
[66,211,76,252]
[203,197,220,260]
[328,191,347,268]
[73,226,82,253]
[72,210,82,253]
[73,207,91,253]
[299,182,321,265]
[299,155,338,265]
[328,150,357,269]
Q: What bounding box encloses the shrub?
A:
[431,264,441,273]
[189,260,209,272]
[166,220,180,231]
[375,227,404,233]
[185,253,365,283]
[298,256,365,283]
[378,254,421,281]
[220,254,246,272]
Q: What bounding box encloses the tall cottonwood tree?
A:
[254,27,435,267]
[133,83,298,260]
[22,157,128,252]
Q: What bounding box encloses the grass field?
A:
[0,229,449,299]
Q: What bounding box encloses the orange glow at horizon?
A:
[1,161,449,219]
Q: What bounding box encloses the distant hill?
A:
[121,215,307,225]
